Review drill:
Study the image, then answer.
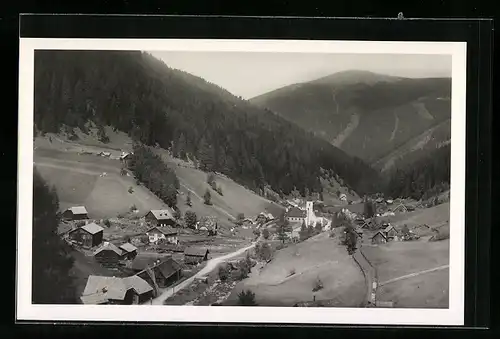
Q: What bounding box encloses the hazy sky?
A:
[148,51,452,99]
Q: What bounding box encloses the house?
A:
[197,216,218,235]
[392,203,408,213]
[145,209,176,227]
[80,275,153,305]
[137,256,183,289]
[68,222,104,248]
[94,242,125,266]
[131,254,166,273]
[62,206,89,220]
[371,231,387,245]
[339,193,347,202]
[286,207,306,223]
[184,247,210,265]
[99,151,111,157]
[119,243,138,260]
[146,226,178,245]
[384,225,398,239]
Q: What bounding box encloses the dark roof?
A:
[372,231,387,240]
[184,247,209,257]
[156,257,182,279]
[146,226,178,236]
[160,243,186,252]
[131,254,166,271]
[286,207,306,218]
[94,242,124,256]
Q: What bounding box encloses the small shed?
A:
[119,242,138,260]
[62,206,89,220]
[68,222,104,248]
[94,242,125,266]
[184,247,209,265]
[145,209,176,227]
[136,256,183,289]
[371,231,387,245]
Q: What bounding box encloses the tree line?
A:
[33,167,76,304]
[127,144,180,208]
[33,50,380,198]
[383,144,451,201]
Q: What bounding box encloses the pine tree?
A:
[198,136,214,171]
[203,189,212,205]
[186,191,192,206]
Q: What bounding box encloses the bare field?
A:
[362,239,449,283]
[225,232,366,307]
[377,268,449,308]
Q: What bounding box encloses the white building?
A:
[305,201,328,227]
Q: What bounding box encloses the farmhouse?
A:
[184,247,209,265]
[197,216,218,235]
[62,206,89,220]
[339,193,347,202]
[131,254,165,272]
[286,207,306,223]
[119,243,138,260]
[137,256,183,289]
[146,226,178,245]
[371,231,387,245]
[384,225,398,239]
[68,222,104,248]
[94,242,125,266]
[145,209,176,227]
[80,275,153,305]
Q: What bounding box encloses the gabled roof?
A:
[78,222,104,235]
[287,207,306,218]
[80,276,128,304]
[94,242,124,256]
[184,247,209,257]
[68,206,88,215]
[146,226,178,236]
[123,275,153,295]
[131,254,165,271]
[147,209,174,221]
[119,242,138,253]
[384,225,396,233]
[372,231,387,240]
[156,257,182,279]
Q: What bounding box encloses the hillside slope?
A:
[251,70,451,165]
[34,50,380,198]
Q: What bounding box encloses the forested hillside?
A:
[383,144,451,200]
[33,167,75,304]
[251,70,451,164]
[34,50,380,198]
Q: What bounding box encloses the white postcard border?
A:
[17,38,467,326]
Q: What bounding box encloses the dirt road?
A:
[352,246,377,306]
[378,264,449,287]
[148,242,256,305]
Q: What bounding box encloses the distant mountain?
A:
[34,51,381,200]
[250,70,451,169]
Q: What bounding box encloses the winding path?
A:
[378,264,449,287]
[352,246,377,306]
[148,242,256,305]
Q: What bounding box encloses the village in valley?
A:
[31,50,451,309]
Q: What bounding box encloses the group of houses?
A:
[60,205,212,304]
[285,201,330,228]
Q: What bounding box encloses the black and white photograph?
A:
[17,38,466,326]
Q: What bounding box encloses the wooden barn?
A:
[80,275,153,305]
[146,226,178,245]
[145,209,176,227]
[93,242,125,266]
[68,222,104,248]
[184,247,209,265]
[137,256,183,289]
[62,206,89,220]
[371,231,388,245]
[119,243,138,260]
